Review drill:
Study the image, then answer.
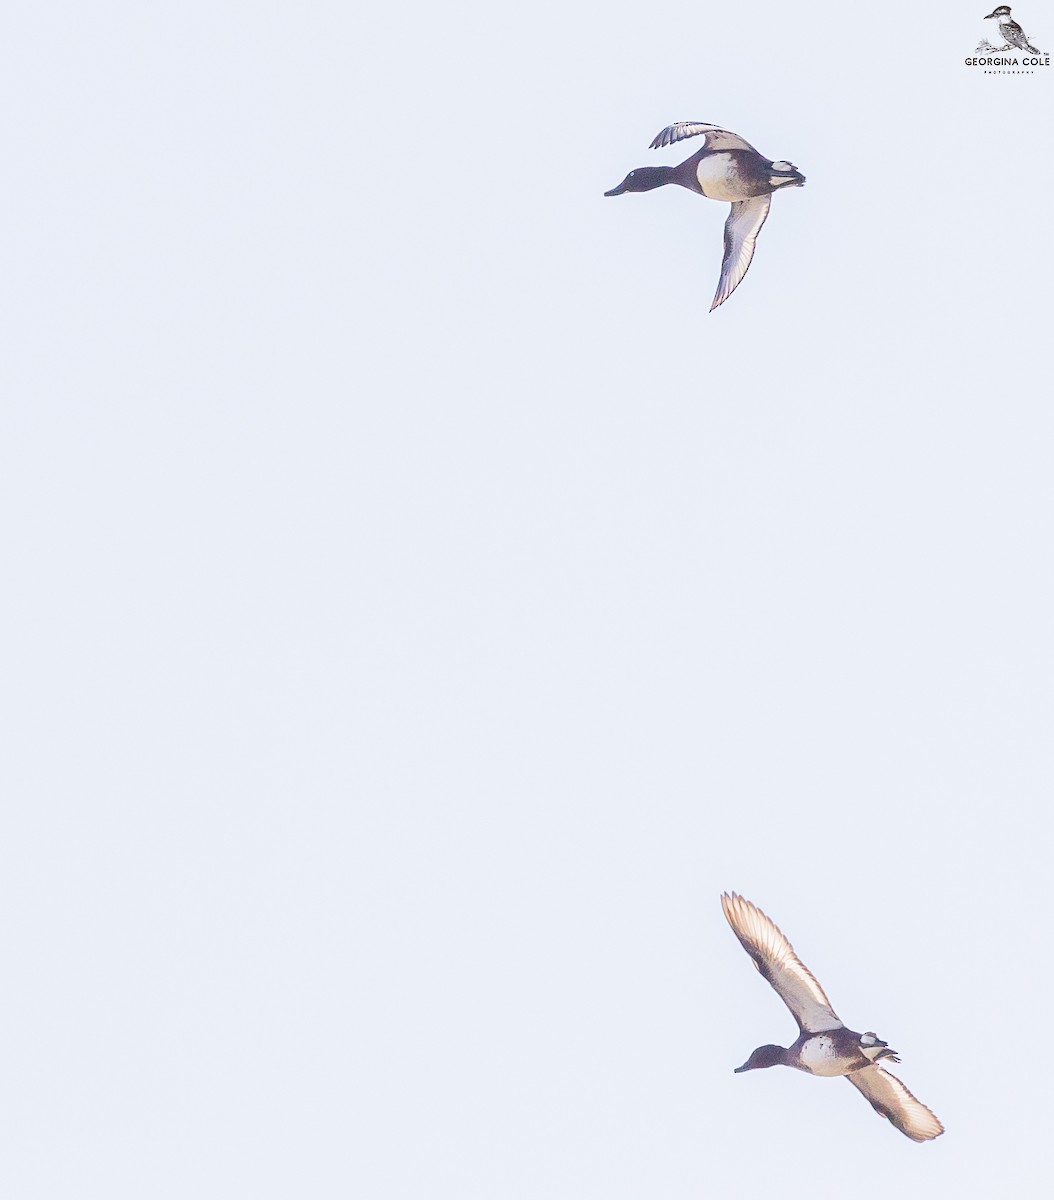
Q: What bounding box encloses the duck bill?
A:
[604,182,627,197]
[733,1061,751,1073]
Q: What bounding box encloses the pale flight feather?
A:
[846,1065,945,1142]
[649,122,761,154]
[712,195,771,311]
[721,892,843,1033]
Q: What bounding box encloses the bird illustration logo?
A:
[978,6,1045,54]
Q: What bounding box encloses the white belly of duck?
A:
[798,1035,853,1077]
[694,152,757,202]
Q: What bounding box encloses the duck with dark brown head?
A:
[721,893,944,1142]
[604,122,804,310]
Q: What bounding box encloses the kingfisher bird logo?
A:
[979,6,1043,52]
[967,6,1049,68]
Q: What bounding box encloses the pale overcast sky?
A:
[2,1,1052,1196]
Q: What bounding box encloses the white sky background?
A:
[1,0,1052,1195]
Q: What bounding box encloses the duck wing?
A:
[845,1065,944,1142]
[649,122,761,154]
[711,195,771,312]
[721,892,842,1033]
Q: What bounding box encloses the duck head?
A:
[604,166,674,196]
[734,1044,788,1073]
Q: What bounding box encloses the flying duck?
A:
[722,892,944,1142]
[604,122,804,311]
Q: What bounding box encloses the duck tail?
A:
[768,161,805,189]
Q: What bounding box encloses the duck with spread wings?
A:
[604,122,805,311]
[721,892,944,1142]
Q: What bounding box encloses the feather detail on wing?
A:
[721,893,842,1032]
[649,122,760,153]
[845,1066,944,1142]
[711,196,771,311]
